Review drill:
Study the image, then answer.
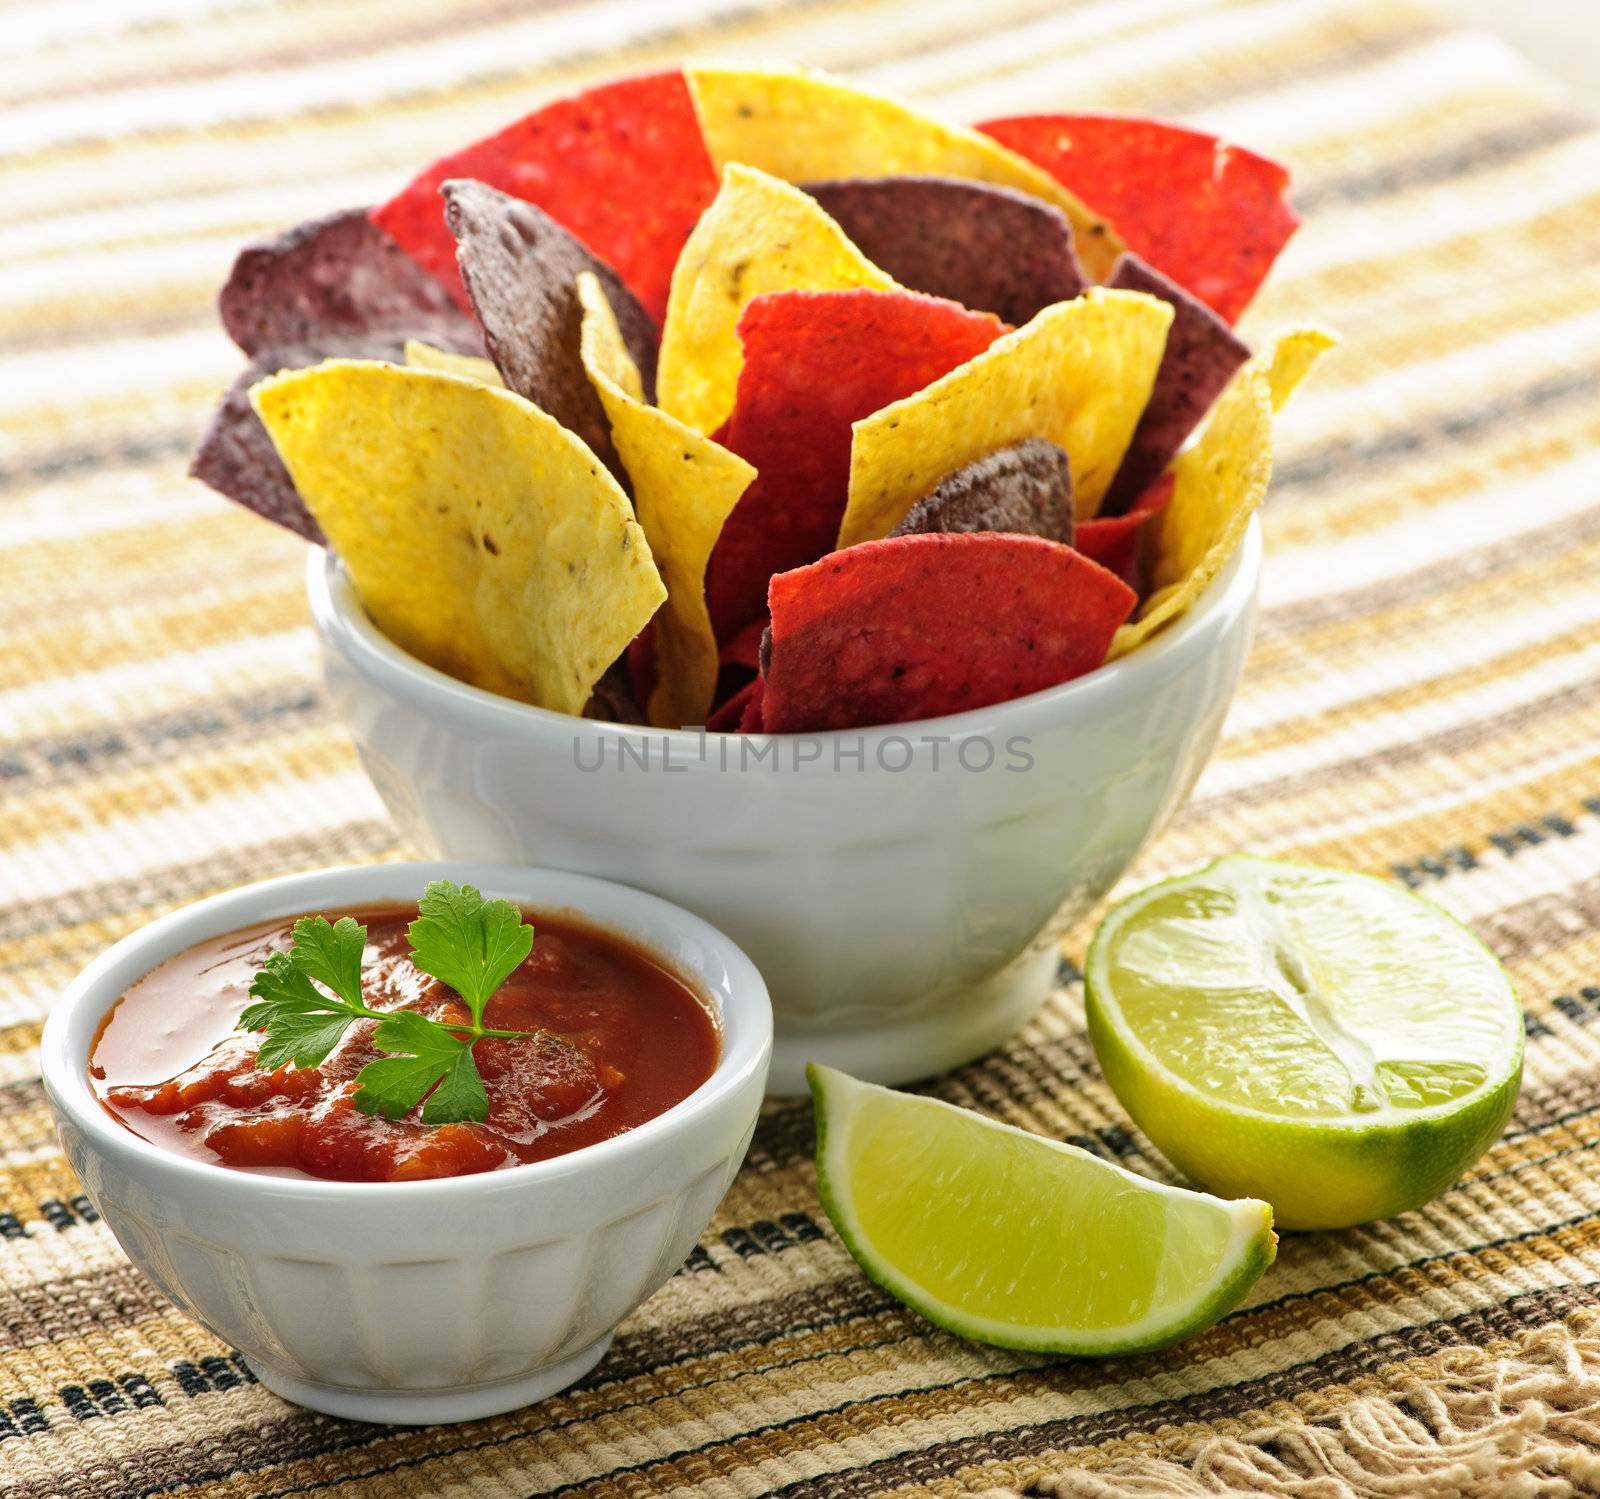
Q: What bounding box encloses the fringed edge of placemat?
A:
[972,1316,1600,1498]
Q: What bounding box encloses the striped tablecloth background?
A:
[6,0,1600,1493]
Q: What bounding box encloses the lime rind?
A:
[1084,855,1523,1230]
[809,1063,1276,1356]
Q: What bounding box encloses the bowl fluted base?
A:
[245,1333,614,1425]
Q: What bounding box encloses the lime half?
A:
[1086,855,1523,1230]
[809,1064,1275,1355]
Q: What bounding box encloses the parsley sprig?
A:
[240,880,546,1125]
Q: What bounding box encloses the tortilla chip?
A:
[195,207,484,538]
[218,206,475,357]
[889,438,1073,543]
[192,350,330,543]
[687,66,1122,279]
[978,114,1299,324]
[1105,367,1271,662]
[192,331,437,542]
[705,677,761,734]
[802,176,1083,324]
[721,616,767,671]
[1266,325,1339,410]
[1106,327,1334,659]
[442,179,658,482]
[839,288,1172,545]
[738,677,766,732]
[761,534,1135,732]
[404,339,503,385]
[1074,474,1172,584]
[628,626,659,719]
[576,272,755,729]
[584,657,646,725]
[371,69,717,322]
[707,619,766,726]
[192,361,316,537]
[657,164,898,435]
[706,288,1005,639]
[252,361,665,715]
[1101,253,1249,515]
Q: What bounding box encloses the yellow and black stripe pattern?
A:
[6,0,1600,1493]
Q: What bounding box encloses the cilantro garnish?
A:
[241,880,546,1125]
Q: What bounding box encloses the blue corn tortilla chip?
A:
[442,178,659,483]
[219,206,476,357]
[195,207,483,537]
[583,654,647,724]
[802,175,1084,325]
[191,334,422,544]
[1100,251,1249,515]
[888,438,1073,543]
[191,353,323,542]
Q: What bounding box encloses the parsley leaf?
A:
[243,949,367,1071]
[353,1011,484,1121]
[242,883,542,1129]
[422,1047,491,1125]
[286,914,366,1006]
[407,881,535,1027]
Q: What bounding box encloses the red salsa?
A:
[91,905,719,1182]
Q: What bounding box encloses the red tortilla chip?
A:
[708,618,765,721]
[1074,474,1173,585]
[706,677,761,734]
[371,70,717,324]
[977,114,1298,324]
[706,289,1005,641]
[738,677,766,733]
[762,533,1135,732]
[627,625,658,714]
[720,616,768,671]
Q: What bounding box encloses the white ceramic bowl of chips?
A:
[308,520,1259,1093]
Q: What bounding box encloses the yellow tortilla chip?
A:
[686,65,1122,280]
[403,339,503,386]
[1265,325,1338,411]
[657,163,896,435]
[576,277,647,401]
[838,288,1172,546]
[577,272,755,729]
[252,361,664,715]
[1106,326,1336,660]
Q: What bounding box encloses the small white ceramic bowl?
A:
[308,524,1260,1093]
[40,861,771,1425]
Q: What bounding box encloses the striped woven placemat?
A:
[6,0,1600,1493]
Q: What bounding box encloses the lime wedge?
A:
[1086,855,1523,1230]
[809,1064,1275,1355]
